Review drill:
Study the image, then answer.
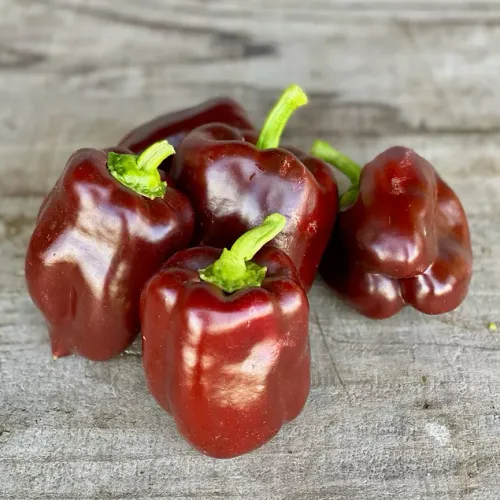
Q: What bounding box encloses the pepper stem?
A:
[310,139,362,208]
[198,213,287,293]
[107,140,174,199]
[256,85,308,150]
[310,140,362,184]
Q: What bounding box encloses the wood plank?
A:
[1,0,500,197]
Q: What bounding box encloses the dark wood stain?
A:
[0,45,45,70]
[52,2,277,62]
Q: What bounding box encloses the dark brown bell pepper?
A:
[118,98,255,171]
[141,215,310,458]
[313,141,472,319]
[170,85,338,291]
[26,141,194,360]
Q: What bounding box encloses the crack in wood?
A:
[39,1,277,63]
[0,44,45,70]
[312,308,353,403]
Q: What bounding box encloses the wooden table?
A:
[1,1,500,498]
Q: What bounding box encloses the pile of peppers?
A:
[26,84,472,458]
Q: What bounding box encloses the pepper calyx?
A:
[107,140,174,199]
[198,213,287,293]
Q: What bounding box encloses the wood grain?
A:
[1,0,500,498]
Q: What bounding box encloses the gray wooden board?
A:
[1,0,500,498]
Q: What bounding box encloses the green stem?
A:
[310,140,362,185]
[310,140,363,208]
[198,213,287,293]
[339,187,359,208]
[107,140,175,199]
[256,85,308,150]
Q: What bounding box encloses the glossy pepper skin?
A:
[170,86,338,291]
[118,97,255,170]
[314,143,472,319]
[141,216,310,458]
[25,143,195,361]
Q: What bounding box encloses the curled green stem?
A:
[107,140,175,199]
[256,85,308,150]
[198,213,287,293]
[339,187,359,208]
[310,139,363,208]
[310,140,362,184]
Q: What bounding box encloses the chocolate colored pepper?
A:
[312,141,472,319]
[141,215,310,458]
[26,141,194,360]
[118,98,255,170]
[170,85,338,291]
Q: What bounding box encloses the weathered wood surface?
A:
[1,1,500,498]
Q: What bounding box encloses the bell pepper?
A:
[25,141,195,361]
[312,141,472,319]
[169,85,338,291]
[118,97,255,171]
[141,214,310,458]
